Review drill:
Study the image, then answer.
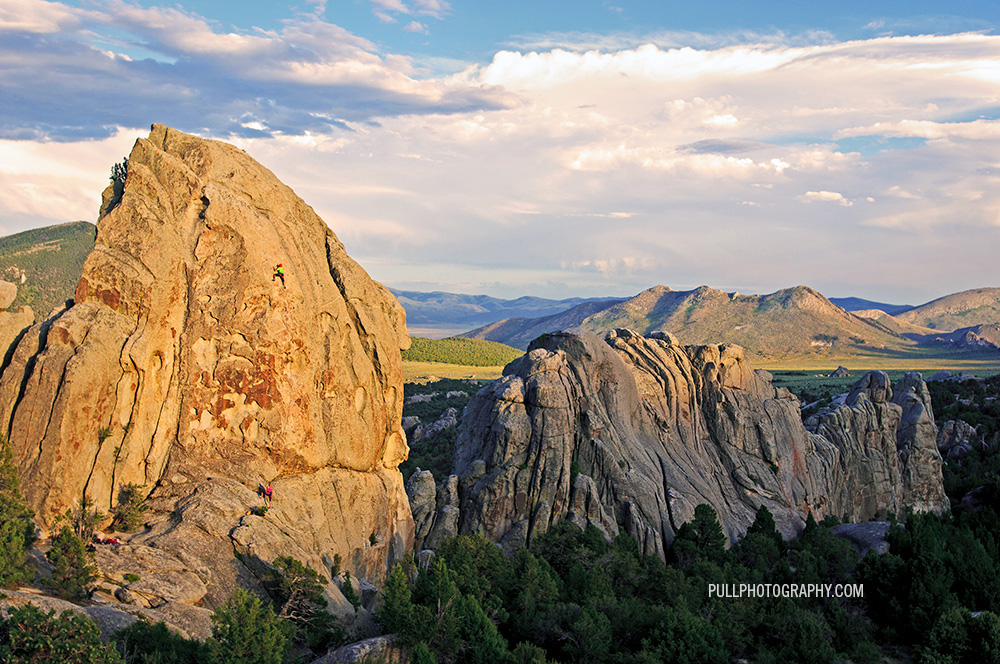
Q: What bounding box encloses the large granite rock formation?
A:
[1,125,413,609]
[446,330,947,558]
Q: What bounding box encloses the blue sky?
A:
[1,0,999,303]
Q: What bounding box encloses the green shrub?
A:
[115,619,211,664]
[62,497,105,542]
[110,483,149,532]
[0,437,35,587]
[0,604,122,663]
[45,525,95,599]
[208,588,288,664]
[340,570,361,610]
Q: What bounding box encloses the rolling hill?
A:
[896,288,1000,331]
[463,284,930,360]
[0,221,96,319]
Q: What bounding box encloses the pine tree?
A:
[46,525,95,598]
[0,437,35,587]
[209,588,288,664]
[672,504,728,566]
[379,564,415,636]
[0,605,122,663]
[411,641,437,664]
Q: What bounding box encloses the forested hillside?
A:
[0,221,95,318]
[402,336,523,367]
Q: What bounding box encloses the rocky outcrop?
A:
[892,372,949,514]
[406,470,460,551]
[410,407,459,444]
[0,280,34,370]
[937,420,979,459]
[830,522,893,556]
[1,126,412,606]
[450,330,948,558]
[312,634,406,664]
[0,589,213,641]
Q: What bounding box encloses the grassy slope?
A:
[897,287,1000,331]
[0,221,96,319]
[402,361,506,383]
[402,336,522,367]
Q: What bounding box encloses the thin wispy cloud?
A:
[405,20,429,35]
[368,0,450,20]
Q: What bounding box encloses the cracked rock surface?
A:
[1,125,413,605]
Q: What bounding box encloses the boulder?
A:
[0,280,17,309]
[312,634,406,663]
[938,420,979,459]
[830,522,893,556]
[0,125,413,602]
[451,330,949,558]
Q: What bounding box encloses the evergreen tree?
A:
[110,483,149,532]
[209,588,288,664]
[411,556,462,659]
[115,620,212,664]
[379,563,415,636]
[0,437,35,587]
[340,570,361,610]
[456,593,511,664]
[0,604,122,663]
[410,641,437,664]
[734,505,785,579]
[265,556,338,652]
[673,504,729,567]
[46,525,95,598]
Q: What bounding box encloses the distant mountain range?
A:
[457,284,1000,360]
[389,288,624,337]
[2,222,997,362]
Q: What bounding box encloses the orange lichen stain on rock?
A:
[76,276,123,311]
[53,326,72,346]
[792,441,805,482]
[213,352,281,410]
[75,277,90,304]
[211,395,235,420]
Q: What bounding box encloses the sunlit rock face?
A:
[451,330,948,558]
[1,125,413,604]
